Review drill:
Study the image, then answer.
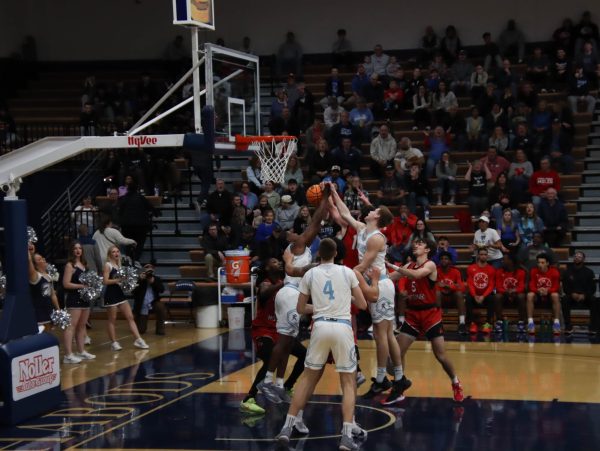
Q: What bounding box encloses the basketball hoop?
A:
[235,135,297,185]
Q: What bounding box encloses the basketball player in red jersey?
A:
[390,239,464,403]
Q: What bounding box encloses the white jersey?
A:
[298,263,358,321]
[356,228,387,272]
[284,245,312,287]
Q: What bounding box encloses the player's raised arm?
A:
[354,232,385,274]
[294,184,331,251]
[330,183,364,231]
[283,247,316,277]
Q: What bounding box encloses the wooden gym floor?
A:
[1,321,600,450]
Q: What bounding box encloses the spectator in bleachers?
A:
[476,83,497,117]
[268,107,300,137]
[275,195,299,231]
[92,215,137,264]
[293,205,311,234]
[239,181,259,211]
[201,222,228,280]
[270,89,289,119]
[429,54,448,80]
[483,104,509,141]
[406,67,426,101]
[449,50,473,94]
[421,26,439,62]
[246,156,265,194]
[496,59,519,98]
[390,67,409,93]
[518,231,556,269]
[481,32,503,73]
[375,164,406,206]
[394,137,425,172]
[466,159,492,217]
[499,19,526,63]
[440,25,462,64]
[425,68,441,93]
[442,106,467,150]
[434,151,458,206]
[488,126,509,155]
[553,18,575,54]
[362,74,385,120]
[551,48,571,89]
[568,65,597,113]
[328,110,360,148]
[432,81,458,126]
[466,107,484,150]
[348,98,374,142]
[308,139,333,184]
[252,195,269,228]
[347,64,369,108]
[404,219,436,255]
[526,47,550,90]
[497,208,521,255]
[331,29,352,69]
[552,99,575,134]
[117,183,154,261]
[255,209,279,242]
[323,97,345,129]
[343,176,369,217]
[284,155,303,186]
[562,251,598,335]
[292,83,315,133]
[509,149,534,199]
[532,100,553,143]
[518,202,545,246]
[276,32,303,79]
[494,254,527,330]
[231,194,252,235]
[72,195,98,237]
[512,122,536,164]
[331,137,362,177]
[499,85,517,114]
[489,172,520,226]
[537,187,568,247]
[432,236,459,265]
[99,187,121,228]
[480,146,510,183]
[517,81,538,110]
[425,126,451,177]
[466,247,496,331]
[542,118,575,174]
[385,204,417,261]
[204,178,233,229]
[386,56,401,77]
[472,215,507,268]
[529,157,561,209]
[282,178,306,206]
[319,68,346,110]
[283,73,300,106]
[526,253,561,334]
[304,118,326,158]
[262,181,281,210]
[574,11,599,55]
[405,163,430,215]
[80,102,98,136]
[383,80,404,118]
[370,124,397,178]
[436,250,466,333]
[470,65,489,103]
[412,85,432,131]
[322,165,346,193]
[370,44,390,78]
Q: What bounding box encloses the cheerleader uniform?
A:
[103,263,127,307]
[65,266,89,309]
[29,272,53,324]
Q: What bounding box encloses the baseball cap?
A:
[281,195,292,204]
[385,164,394,170]
[287,178,298,185]
[331,165,341,171]
[478,216,490,223]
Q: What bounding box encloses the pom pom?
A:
[116,266,139,295]
[27,226,38,244]
[46,263,60,282]
[78,270,104,304]
[51,309,72,330]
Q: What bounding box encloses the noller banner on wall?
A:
[11,346,60,401]
[173,0,215,30]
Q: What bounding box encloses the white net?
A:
[253,137,297,185]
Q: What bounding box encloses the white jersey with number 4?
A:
[284,245,312,287]
[356,229,387,272]
[299,263,358,321]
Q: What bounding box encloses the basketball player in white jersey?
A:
[275,238,368,451]
[258,184,332,408]
[331,186,408,405]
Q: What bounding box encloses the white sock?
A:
[376,367,386,383]
[264,371,274,384]
[296,409,304,421]
[528,317,534,324]
[342,422,354,437]
[284,414,297,429]
[452,376,459,384]
[399,315,405,323]
[554,318,560,324]
[394,366,404,381]
[275,377,284,388]
[459,315,465,324]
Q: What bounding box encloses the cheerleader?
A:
[103,245,148,351]
[28,245,60,331]
[62,242,96,364]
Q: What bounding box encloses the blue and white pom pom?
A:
[27,226,38,244]
[78,270,104,304]
[51,309,72,330]
[46,263,60,282]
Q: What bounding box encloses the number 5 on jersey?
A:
[323,280,335,302]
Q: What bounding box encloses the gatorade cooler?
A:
[224,250,251,283]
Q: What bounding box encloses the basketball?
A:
[306,184,323,206]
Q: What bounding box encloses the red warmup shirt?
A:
[528,169,561,196]
[436,266,465,294]
[384,87,405,104]
[466,263,496,297]
[405,261,437,307]
[528,267,561,294]
[383,215,417,247]
[495,268,526,294]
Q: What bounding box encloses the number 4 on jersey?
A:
[323,280,335,301]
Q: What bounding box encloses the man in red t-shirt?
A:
[528,157,561,210]
[466,248,496,333]
[436,251,467,334]
[526,253,561,335]
[494,254,526,332]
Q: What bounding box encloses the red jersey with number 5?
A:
[405,261,437,307]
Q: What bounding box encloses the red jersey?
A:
[529,169,561,196]
[528,267,560,293]
[495,268,526,294]
[466,263,496,297]
[342,227,359,269]
[252,278,280,338]
[405,260,437,307]
[436,266,465,294]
